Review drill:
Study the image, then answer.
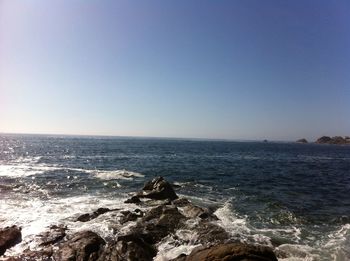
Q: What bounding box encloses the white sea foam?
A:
[92,169,144,180]
[154,230,201,261]
[0,162,144,181]
[214,201,251,237]
[0,194,140,256]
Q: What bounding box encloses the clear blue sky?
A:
[1,0,349,141]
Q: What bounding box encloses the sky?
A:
[1,0,350,141]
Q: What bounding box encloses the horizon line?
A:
[0,131,296,143]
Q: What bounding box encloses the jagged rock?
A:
[315,136,350,145]
[181,204,218,220]
[119,209,143,224]
[130,205,187,244]
[172,198,191,207]
[124,196,141,204]
[37,225,67,246]
[76,208,113,222]
[316,136,332,144]
[195,221,230,245]
[97,234,156,261]
[136,176,178,201]
[53,231,105,261]
[330,136,347,144]
[172,243,278,261]
[0,226,22,256]
[296,138,308,143]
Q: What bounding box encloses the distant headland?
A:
[296,136,350,145]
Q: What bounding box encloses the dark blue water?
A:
[1,134,350,259]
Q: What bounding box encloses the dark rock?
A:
[137,176,178,201]
[172,243,278,261]
[296,138,308,143]
[77,208,113,222]
[53,231,105,261]
[172,198,191,207]
[316,136,332,144]
[0,226,22,256]
[315,136,350,145]
[6,247,54,261]
[130,205,187,244]
[124,196,141,204]
[330,136,347,144]
[38,225,67,246]
[97,234,156,261]
[195,221,230,245]
[181,204,218,220]
[120,209,143,224]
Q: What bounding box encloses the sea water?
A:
[0,134,349,260]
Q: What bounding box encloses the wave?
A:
[0,163,144,181]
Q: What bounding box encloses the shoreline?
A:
[0,177,278,260]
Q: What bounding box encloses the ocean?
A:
[0,134,349,260]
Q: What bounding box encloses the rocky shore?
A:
[0,177,278,261]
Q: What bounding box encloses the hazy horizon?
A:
[1,1,350,141]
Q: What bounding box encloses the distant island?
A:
[296,136,350,145]
[296,138,308,143]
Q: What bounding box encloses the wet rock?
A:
[131,205,187,244]
[6,247,54,261]
[77,208,113,222]
[37,225,67,246]
[182,204,218,220]
[195,221,230,245]
[137,176,178,201]
[53,231,105,261]
[173,243,278,261]
[124,196,141,204]
[0,226,22,256]
[97,234,156,261]
[172,198,191,207]
[120,209,144,224]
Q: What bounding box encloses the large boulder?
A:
[136,177,178,201]
[130,205,187,244]
[195,221,230,245]
[0,226,22,256]
[172,243,278,261]
[53,231,105,261]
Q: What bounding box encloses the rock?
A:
[97,234,156,261]
[330,136,347,145]
[77,208,113,222]
[181,204,218,220]
[37,225,67,246]
[172,198,191,207]
[173,243,278,261]
[53,231,105,261]
[296,138,308,143]
[315,136,350,145]
[124,196,141,204]
[195,221,230,245]
[137,176,178,201]
[130,205,187,244]
[0,226,22,256]
[316,136,332,144]
[120,209,143,224]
